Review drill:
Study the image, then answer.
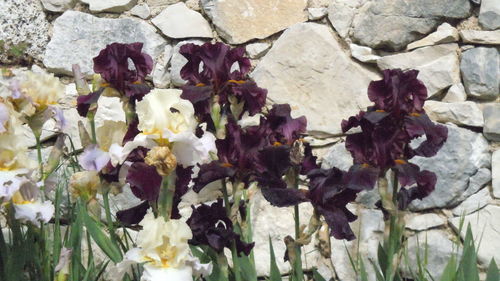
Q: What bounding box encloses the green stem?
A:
[34,134,44,181]
[103,191,120,249]
[221,180,242,281]
[293,173,304,281]
[89,114,97,144]
[159,173,176,220]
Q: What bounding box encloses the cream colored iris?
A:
[136,89,197,140]
[109,211,196,281]
[20,71,64,109]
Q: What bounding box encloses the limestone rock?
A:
[349,43,380,63]
[377,44,460,97]
[449,205,500,265]
[82,0,137,13]
[457,168,491,201]
[0,0,50,62]
[402,230,461,280]
[407,23,459,50]
[460,47,499,100]
[251,23,379,135]
[327,0,364,38]
[479,0,500,30]
[250,190,315,276]
[483,103,500,141]
[202,0,308,44]
[43,11,166,76]
[41,0,76,12]
[170,40,205,87]
[410,124,490,210]
[152,45,173,88]
[308,7,328,20]
[152,3,213,39]
[442,83,467,102]
[246,42,271,59]
[130,3,151,19]
[406,213,445,231]
[452,188,491,216]
[351,0,471,50]
[493,150,500,199]
[460,30,500,45]
[424,101,483,127]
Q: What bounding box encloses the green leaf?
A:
[485,259,500,281]
[458,225,479,281]
[268,238,282,281]
[82,205,122,263]
[312,268,327,281]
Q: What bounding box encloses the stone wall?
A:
[1,0,499,280]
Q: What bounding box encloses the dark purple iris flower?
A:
[306,167,358,240]
[267,104,307,145]
[341,68,448,210]
[93,42,153,101]
[186,199,254,256]
[179,42,267,125]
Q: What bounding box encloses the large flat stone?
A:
[460,30,500,45]
[460,47,499,101]
[41,0,76,12]
[152,2,213,39]
[479,0,500,30]
[424,101,483,127]
[410,124,491,210]
[407,23,459,50]
[43,11,167,76]
[0,0,50,62]
[449,205,500,265]
[452,188,491,216]
[377,44,460,97]
[201,0,308,44]
[351,0,471,50]
[251,23,379,135]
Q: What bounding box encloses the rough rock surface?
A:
[43,11,166,76]
[152,3,213,39]
[402,230,461,280]
[442,83,467,102]
[350,43,380,63]
[377,44,460,97]
[460,47,499,101]
[40,0,76,12]
[246,43,271,59]
[449,205,500,265]
[327,0,364,38]
[152,45,173,88]
[351,0,471,50]
[493,150,500,199]
[0,0,50,62]
[407,23,459,50]
[457,168,492,201]
[201,0,308,44]
[130,3,151,19]
[308,7,328,20]
[452,188,491,216]
[410,124,491,210]
[81,0,137,13]
[479,0,500,30]
[423,101,483,127]
[460,30,500,45]
[406,213,445,231]
[251,23,379,135]
[484,103,500,141]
